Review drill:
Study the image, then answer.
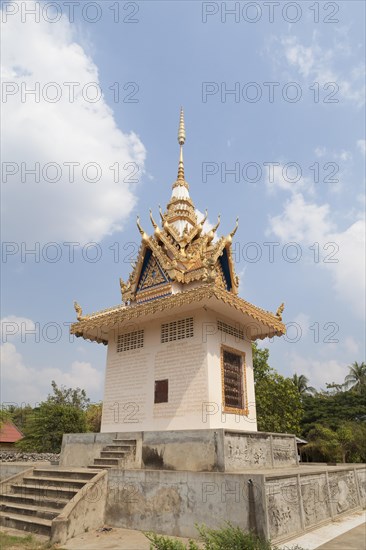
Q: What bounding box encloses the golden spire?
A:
[177,107,186,181]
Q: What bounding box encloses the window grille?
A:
[117,330,144,352]
[217,320,245,341]
[223,349,244,410]
[161,317,194,343]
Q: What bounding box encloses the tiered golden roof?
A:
[120,108,240,304]
[71,109,285,342]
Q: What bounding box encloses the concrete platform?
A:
[0,525,194,549]
[279,510,366,549]
[1,512,365,549]
[317,522,366,549]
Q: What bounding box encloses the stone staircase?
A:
[0,467,101,537]
[89,438,137,469]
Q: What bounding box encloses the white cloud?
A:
[315,147,326,158]
[292,313,311,340]
[268,193,365,317]
[287,352,346,390]
[268,193,334,243]
[1,315,35,342]
[336,151,352,162]
[357,139,366,156]
[313,147,353,162]
[237,266,247,296]
[264,163,314,196]
[269,35,365,107]
[1,1,146,244]
[328,220,365,315]
[344,336,359,356]
[282,39,315,78]
[0,342,103,405]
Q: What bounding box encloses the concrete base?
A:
[104,464,366,542]
[59,430,365,543]
[60,429,298,472]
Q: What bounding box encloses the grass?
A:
[0,531,64,550]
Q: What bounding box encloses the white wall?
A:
[204,309,257,431]
[101,307,257,432]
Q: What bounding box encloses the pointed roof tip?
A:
[176,107,187,182]
[178,107,186,146]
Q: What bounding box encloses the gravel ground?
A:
[0,451,60,463]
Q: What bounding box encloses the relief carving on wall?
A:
[227,440,266,465]
[301,477,330,526]
[270,504,292,527]
[266,478,302,538]
[272,442,293,462]
[329,473,358,514]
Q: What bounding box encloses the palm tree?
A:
[344,361,366,394]
[292,374,316,396]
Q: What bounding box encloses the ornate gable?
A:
[137,251,169,291]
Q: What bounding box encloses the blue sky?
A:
[1,0,365,407]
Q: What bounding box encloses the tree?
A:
[17,381,89,453]
[6,404,34,431]
[301,391,366,435]
[344,361,366,394]
[47,380,90,409]
[86,402,103,432]
[324,382,345,394]
[292,374,316,397]
[251,343,270,382]
[18,403,86,453]
[0,408,11,429]
[302,422,366,463]
[302,424,341,462]
[252,343,303,434]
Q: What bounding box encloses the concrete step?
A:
[0,501,59,520]
[23,475,87,489]
[0,493,67,509]
[112,439,136,445]
[0,510,52,536]
[93,458,120,466]
[0,466,104,540]
[87,464,113,470]
[11,483,78,500]
[33,468,97,480]
[103,445,133,452]
[100,451,128,458]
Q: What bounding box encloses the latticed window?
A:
[222,348,244,410]
[217,320,245,341]
[117,330,144,352]
[161,317,194,343]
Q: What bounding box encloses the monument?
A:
[1,112,364,546]
[61,110,365,543]
[71,108,285,435]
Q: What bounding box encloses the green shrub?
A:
[145,522,305,550]
[144,532,199,549]
[198,522,276,549]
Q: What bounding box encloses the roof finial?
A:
[177,107,186,181]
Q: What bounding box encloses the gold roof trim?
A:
[71,283,285,341]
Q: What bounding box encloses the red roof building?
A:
[0,421,23,448]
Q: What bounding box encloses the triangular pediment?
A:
[137,249,170,292]
[218,248,233,291]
